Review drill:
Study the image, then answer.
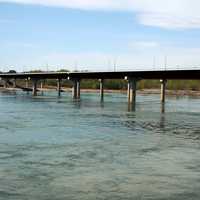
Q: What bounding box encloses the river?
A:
[0,90,200,200]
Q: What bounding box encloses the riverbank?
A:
[1,86,200,97]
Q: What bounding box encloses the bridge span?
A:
[0,69,200,105]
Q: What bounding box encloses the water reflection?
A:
[123,111,136,131]
[128,102,136,112]
[100,101,104,109]
[73,99,81,109]
[161,102,165,113]
[0,89,17,95]
[159,112,166,129]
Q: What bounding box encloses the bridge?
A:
[0,69,200,105]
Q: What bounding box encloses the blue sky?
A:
[0,0,200,71]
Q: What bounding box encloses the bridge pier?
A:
[3,79,8,88]
[13,79,16,88]
[40,80,45,95]
[57,79,62,97]
[72,79,81,99]
[72,80,77,99]
[25,79,29,88]
[40,80,43,90]
[25,79,29,94]
[99,79,104,102]
[160,79,167,103]
[127,78,137,105]
[77,80,81,99]
[32,79,38,96]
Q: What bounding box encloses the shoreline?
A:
[1,86,200,97]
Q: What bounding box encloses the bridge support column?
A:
[40,80,45,95]
[13,79,16,88]
[3,79,8,88]
[77,80,81,99]
[99,79,104,102]
[72,79,77,99]
[57,79,62,97]
[72,79,81,99]
[25,79,29,94]
[32,79,38,96]
[25,79,29,88]
[160,79,167,103]
[127,78,137,104]
[40,80,43,90]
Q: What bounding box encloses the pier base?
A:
[99,79,104,102]
[57,79,62,97]
[72,80,77,99]
[160,79,167,103]
[77,80,80,99]
[127,78,137,105]
[32,79,38,96]
[72,79,81,99]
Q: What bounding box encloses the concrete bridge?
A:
[0,69,200,105]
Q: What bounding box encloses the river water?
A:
[0,90,200,200]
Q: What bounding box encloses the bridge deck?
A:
[0,69,200,80]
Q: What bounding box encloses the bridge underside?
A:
[0,69,200,108]
[69,70,200,80]
[0,69,200,80]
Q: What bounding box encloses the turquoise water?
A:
[0,90,200,200]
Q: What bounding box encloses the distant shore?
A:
[1,86,200,97]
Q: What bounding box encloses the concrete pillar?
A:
[99,79,104,102]
[128,101,136,112]
[32,79,37,96]
[127,80,130,102]
[160,79,167,103]
[40,81,43,90]
[76,80,81,99]
[57,79,62,97]
[72,79,81,99]
[72,80,77,99]
[127,78,137,104]
[25,79,29,94]
[40,80,45,95]
[3,79,8,88]
[13,79,16,88]
[161,103,165,113]
[25,79,29,88]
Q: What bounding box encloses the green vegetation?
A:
[14,78,200,91]
[139,80,200,91]
[7,69,200,91]
[79,79,200,91]
[166,80,200,91]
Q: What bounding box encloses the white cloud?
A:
[0,0,132,10]
[1,0,200,29]
[137,12,200,29]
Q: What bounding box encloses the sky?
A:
[0,0,200,72]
